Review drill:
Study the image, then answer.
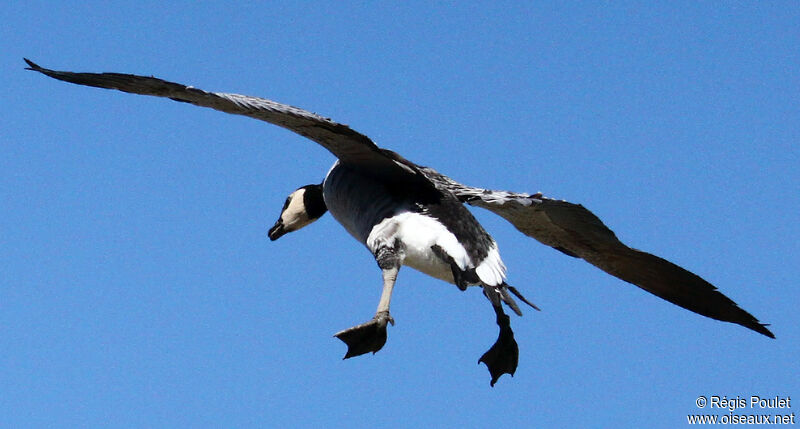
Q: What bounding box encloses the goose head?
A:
[268,184,327,241]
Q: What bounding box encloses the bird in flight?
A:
[25,59,774,386]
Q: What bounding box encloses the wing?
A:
[24,59,434,190]
[423,168,774,338]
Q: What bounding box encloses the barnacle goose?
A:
[25,59,775,386]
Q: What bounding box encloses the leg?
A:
[431,244,479,291]
[334,264,400,359]
[478,286,519,387]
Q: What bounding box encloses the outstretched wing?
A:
[24,59,433,189]
[423,168,774,338]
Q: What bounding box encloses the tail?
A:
[484,283,540,316]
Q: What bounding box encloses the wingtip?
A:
[753,323,775,339]
[737,318,775,339]
[23,58,40,71]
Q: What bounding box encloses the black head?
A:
[268,184,327,241]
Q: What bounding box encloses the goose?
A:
[25,59,774,386]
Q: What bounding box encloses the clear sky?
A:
[3,2,798,428]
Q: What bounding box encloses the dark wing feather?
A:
[423,168,774,338]
[24,59,434,190]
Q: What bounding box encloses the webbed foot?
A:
[334,311,395,359]
[478,313,519,387]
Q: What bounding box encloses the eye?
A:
[281,196,292,211]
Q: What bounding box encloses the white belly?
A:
[323,161,506,287]
[368,211,508,287]
[368,212,467,284]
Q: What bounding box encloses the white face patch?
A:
[281,188,313,232]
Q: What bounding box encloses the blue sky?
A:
[3,2,798,427]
